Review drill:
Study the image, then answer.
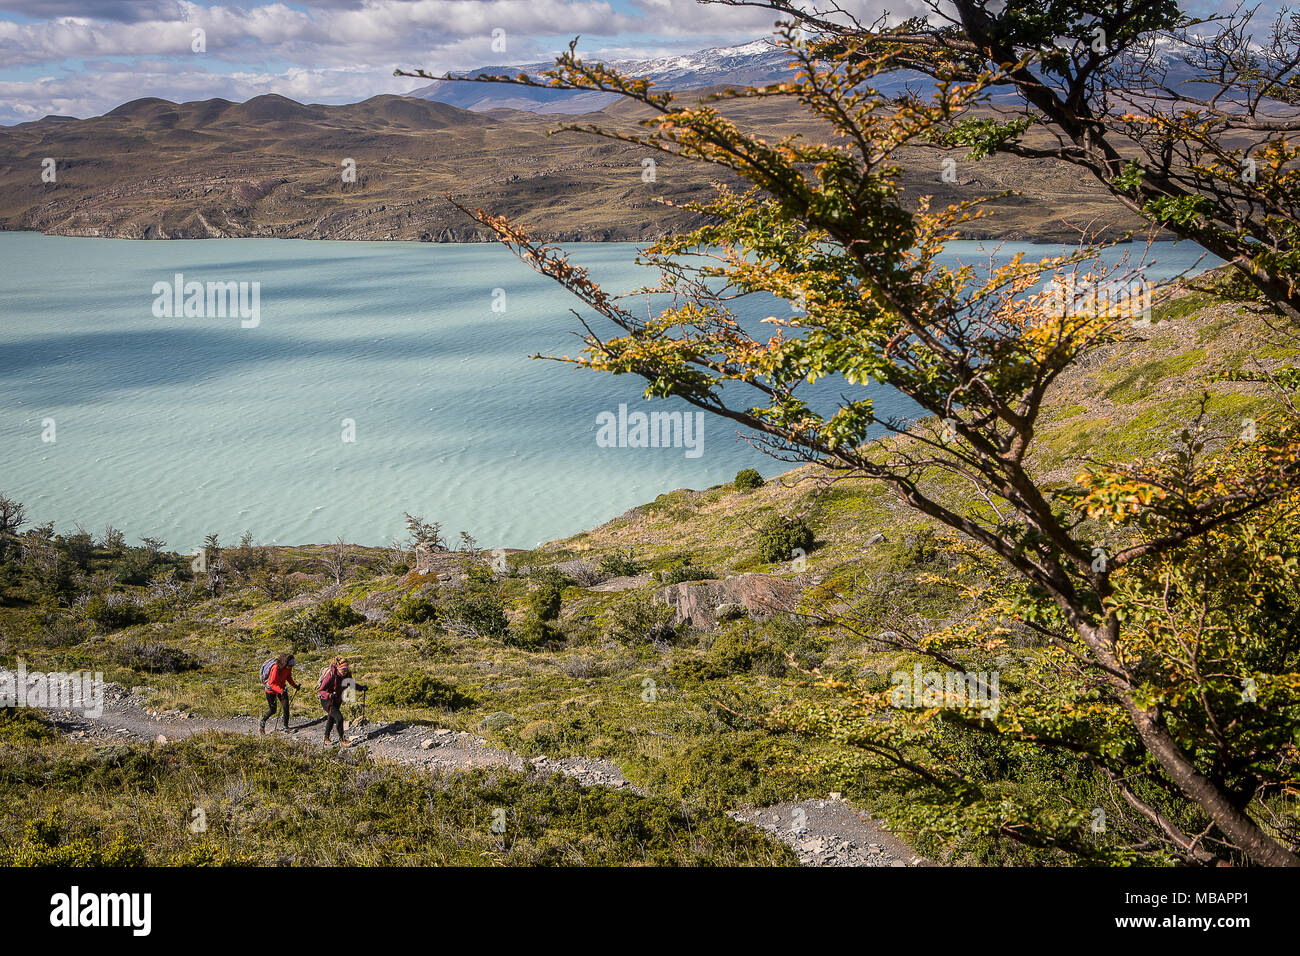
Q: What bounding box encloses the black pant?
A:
[322,699,346,740]
[262,690,289,728]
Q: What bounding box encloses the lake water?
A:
[0,234,1218,549]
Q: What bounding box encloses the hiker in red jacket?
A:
[259,653,300,733]
[318,657,363,747]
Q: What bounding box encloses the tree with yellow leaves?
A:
[399,2,1300,865]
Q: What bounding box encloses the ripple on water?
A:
[0,234,1219,547]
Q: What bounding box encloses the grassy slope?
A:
[0,711,793,866]
[1,275,1293,864]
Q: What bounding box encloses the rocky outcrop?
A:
[657,573,803,629]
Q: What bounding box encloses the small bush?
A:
[527,568,569,621]
[734,468,765,491]
[670,627,786,680]
[655,555,714,585]
[443,590,508,639]
[714,602,747,621]
[631,731,807,808]
[518,720,558,742]
[755,514,815,563]
[480,711,518,732]
[710,628,788,676]
[22,606,90,647]
[899,528,942,567]
[607,594,680,645]
[266,598,365,652]
[112,641,202,673]
[558,560,605,587]
[390,590,438,625]
[82,595,146,632]
[0,709,58,745]
[370,673,474,711]
[0,810,145,867]
[598,548,642,577]
[110,547,160,586]
[507,614,563,651]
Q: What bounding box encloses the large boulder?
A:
[657,573,803,629]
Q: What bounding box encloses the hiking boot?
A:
[258,718,267,735]
[338,738,351,748]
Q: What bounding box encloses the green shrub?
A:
[607,594,680,645]
[630,732,807,808]
[507,614,563,651]
[598,548,642,577]
[140,596,181,623]
[755,514,815,563]
[710,628,787,676]
[714,602,746,621]
[898,528,942,567]
[734,468,765,491]
[58,531,95,571]
[22,605,89,647]
[370,672,474,711]
[266,597,365,652]
[110,547,160,586]
[0,709,58,745]
[390,590,438,625]
[112,641,201,673]
[527,568,569,621]
[655,555,714,585]
[480,711,518,732]
[443,590,508,639]
[670,627,787,680]
[439,565,510,639]
[82,595,146,632]
[0,810,145,867]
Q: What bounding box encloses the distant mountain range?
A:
[405,36,1214,113]
[407,40,800,113]
[0,39,1149,243]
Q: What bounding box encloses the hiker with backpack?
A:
[318,657,365,747]
[259,653,300,733]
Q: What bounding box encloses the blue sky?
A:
[0,1,1279,124]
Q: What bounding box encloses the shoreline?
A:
[0,226,1179,245]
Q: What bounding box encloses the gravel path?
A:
[40,681,927,867]
[731,800,927,867]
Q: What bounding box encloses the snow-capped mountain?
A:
[407,35,1217,115]
[406,40,797,113]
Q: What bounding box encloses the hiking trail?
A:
[45,682,927,868]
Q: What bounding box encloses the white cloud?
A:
[0,1,643,66]
[0,0,922,122]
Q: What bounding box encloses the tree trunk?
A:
[1122,702,1300,866]
[1070,616,1299,866]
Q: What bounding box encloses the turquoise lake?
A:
[0,233,1219,549]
